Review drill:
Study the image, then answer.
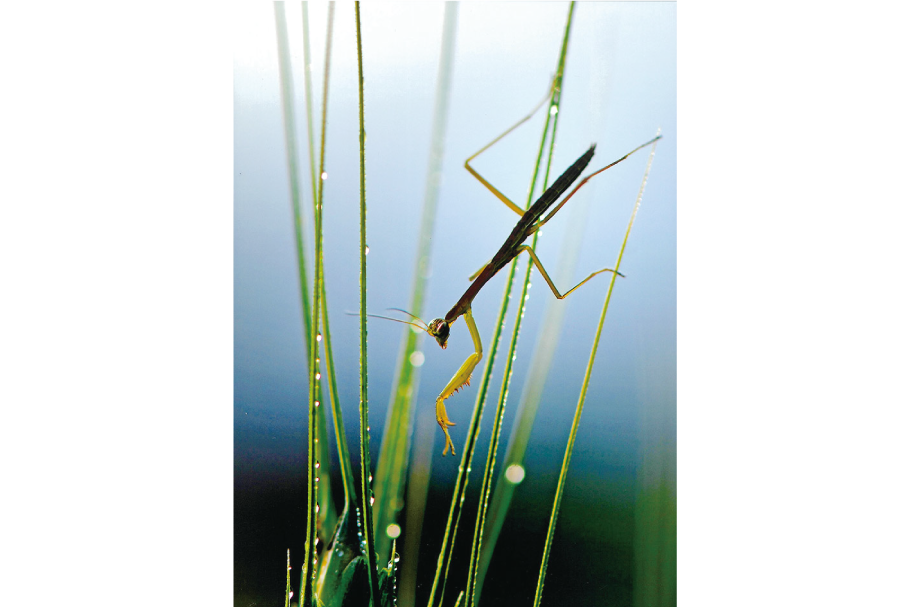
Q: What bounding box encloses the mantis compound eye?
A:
[427,319,449,349]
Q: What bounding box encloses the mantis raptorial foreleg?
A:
[435,307,483,456]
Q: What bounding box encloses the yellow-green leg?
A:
[515,244,622,300]
[435,307,483,456]
[464,80,556,217]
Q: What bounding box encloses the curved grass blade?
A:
[465,8,575,606]
[533,131,661,607]
[373,1,459,563]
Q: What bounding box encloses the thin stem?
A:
[533,132,660,607]
[354,4,381,606]
[466,8,575,605]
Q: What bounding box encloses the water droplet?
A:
[316,333,323,342]
[315,401,320,407]
[321,171,328,180]
[409,351,425,367]
[386,523,401,539]
[368,475,372,482]
[370,496,375,505]
[315,372,321,380]
[364,245,370,255]
[315,462,320,469]
[549,105,558,116]
[394,554,400,563]
[505,463,526,484]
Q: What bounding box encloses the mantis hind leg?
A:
[435,308,483,456]
[515,244,623,301]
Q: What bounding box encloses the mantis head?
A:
[361,308,450,348]
[427,318,450,349]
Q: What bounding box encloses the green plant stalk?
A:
[465,10,574,606]
[301,2,344,534]
[354,4,381,605]
[280,0,339,544]
[533,132,660,607]
[274,3,335,596]
[429,10,573,604]
[373,1,459,563]
[286,549,292,607]
[302,5,335,606]
[474,178,591,594]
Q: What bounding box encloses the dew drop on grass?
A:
[505,463,526,484]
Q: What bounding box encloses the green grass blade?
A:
[302,2,346,531]
[273,5,329,604]
[373,1,459,563]
[302,5,336,606]
[354,4,381,605]
[428,9,575,606]
[465,8,575,606]
[533,132,661,607]
[286,549,292,607]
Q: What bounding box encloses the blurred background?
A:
[235,3,675,606]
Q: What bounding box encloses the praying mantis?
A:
[375,91,662,456]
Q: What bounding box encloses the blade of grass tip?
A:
[429,11,571,604]
[274,3,314,360]
[302,3,318,199]
[373,1,459,563]
[533,132,660,607]
[466,9,575,606]
[354,4,381,606]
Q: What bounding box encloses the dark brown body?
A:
[443,144,596,324]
